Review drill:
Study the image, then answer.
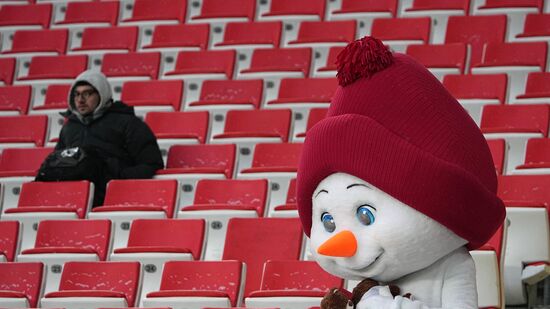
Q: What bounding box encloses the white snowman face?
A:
[310,173,467,282]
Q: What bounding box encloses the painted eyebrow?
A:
[347,183,371,190]
[314,189,329,198]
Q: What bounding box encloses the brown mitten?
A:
[351,278,412,306]
[321,287,354,309]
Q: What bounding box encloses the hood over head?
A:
[68,70,113,122]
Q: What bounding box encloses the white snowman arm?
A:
[358,249,478,309]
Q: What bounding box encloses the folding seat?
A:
[0,85,31,115]
[260,0,326,21]
[15,54,88,85]
[401,0,470,43]
[101,52,160,84]
[2,181,92,250]
[18,219,112,294]
[121,79,183,116]
[238,142,302,218]
[70,26,139,54]
[212,21,282,53]
[210,110,292,162]
[481,104,549,174]
[471,42,547,103]
[245,260,344,308]
[445,15,506,71]
[163,50,236,82]
[0,262,44,308]
[285,20,356,48]
[0,221,19,262]
[155,144,236,193]
[497,175,550,306]
[442,74,507,125]
[516,72,550,103]
[89,179,179,249]
[32,84,71,112]
[1,29,68,56]
[516,13,550,42]
[190,0,256,23]
[487,139,506,175]
[141,24,210,52]
[144,111,209,158]
[121,0,187,25]
[270,177,298,217]
[186,79,263,113]
[222,217,303,302]
[370,17,431,52]
[0,4,52,30]
[53,1,119,28]
[179,178,268,260]
[0,57,15,85]
[329,0,397,24]
[294,107,327,141]
[514,138,550,174]
[238,48,312,81]
[111,219,206,306]
[314,46,344,77]
[470,222,506,309]
[405,43,466,80]
[474,0,543,41]
[264,78,336,115]
[41,261,141,308]
[143,260,244,307]
[0,115,47,150]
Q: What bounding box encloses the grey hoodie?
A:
[68,70,113,123]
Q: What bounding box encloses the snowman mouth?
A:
[350,250,384,273]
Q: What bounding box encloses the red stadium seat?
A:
[102,52,160,80]
[515,138,550,173]
[240,142,303,174]
[2,29,68,55]
[42,261,141,308]
[516,13,550,40]
[0,4,52,29]
[497,175,550,305]
[188,79,263,110]
[142,24,210,50]
[0,262,44,308]
[143,260,244,307]
[32,84,71,111]
[0,147,52,178]
[145,111,209,154]
[272,178,298,216]
[122,0,187,24]
[71,26,139,53]
[287,20,356,46]
[245,260,344,308]
[487,139,506,175]
[0,85,31,115]
[0,58,16,85]
[17,55,87,83]
[443,73,507,124]
[212,109,292,142]
[55,1,119,27]
[371,17,431,51]
[239,48,312,79]
[222,217,303,300]
[478,0,543,11]
[164,50,236,80]
[261,0,325,21]
[315,46,344,76]
[445,15,506,70]
[405,0,469,12]
[295,108,328,139]
[516,72,550,103]
[330,0,397,19]
[405,43,467,78]
[214,21,282,49]
[180,179,268,260]
[471,42,547,70]
[121,79,183,112]
[266,78,337,111]
[0,115,48,148]
[191,0,256,22]
[156,144,236,179]
[0,221,19,262]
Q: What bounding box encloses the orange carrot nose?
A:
[317,230,357,257]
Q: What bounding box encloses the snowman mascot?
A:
[297,36,505,308]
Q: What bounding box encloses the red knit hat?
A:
[297,37,505,250]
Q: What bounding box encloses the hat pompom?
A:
[336,36,394,87]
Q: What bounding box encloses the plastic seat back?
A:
[0,221,19,261]
[0,262,44,308]
[162,144,236,178]
[145,111,208,144]
[0,85,31,114]
[0,115,48,146]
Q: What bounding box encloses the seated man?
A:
[55,70,164,206]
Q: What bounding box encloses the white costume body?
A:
[310,173,478,308]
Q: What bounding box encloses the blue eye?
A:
[356,205,375,226]
[321,212,336,233]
